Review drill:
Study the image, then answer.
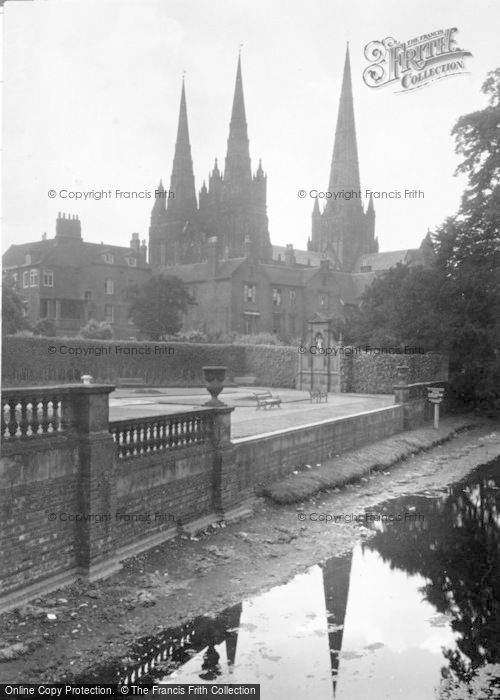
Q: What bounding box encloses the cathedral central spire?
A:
[224,54,251,185]
[327,44,361,197]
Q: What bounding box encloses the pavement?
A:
[108,386,394,439]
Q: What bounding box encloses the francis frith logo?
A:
[363,28,472,92]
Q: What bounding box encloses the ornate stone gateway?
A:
[297,314,340,393]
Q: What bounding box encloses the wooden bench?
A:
[253,391,282,410]
[117,377,145,388]
[234,375,257,386]
[309,388,328,403]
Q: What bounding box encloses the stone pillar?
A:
[393,365,410,404]
[210,406,236,519]
[64,385,119,580]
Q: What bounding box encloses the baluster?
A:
[1,401,7,439]
[7,399,18,438]
[40,398,51,435]
[19,399,30,438]
[30,398,41,436]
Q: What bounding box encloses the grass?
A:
[262,418,476,504]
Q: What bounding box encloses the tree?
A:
[351,69,500,410]
[2,274,31,335]
[127,275,196,341]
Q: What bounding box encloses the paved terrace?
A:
[109,387,394,439]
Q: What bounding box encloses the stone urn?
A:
[202,366,227,406]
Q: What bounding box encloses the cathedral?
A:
[148,47,431,339]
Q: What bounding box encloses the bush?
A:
[33,318,57,337]
[79,320,114,340]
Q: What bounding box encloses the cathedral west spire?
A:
[224,54,252,185]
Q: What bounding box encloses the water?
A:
[79,458,500,698]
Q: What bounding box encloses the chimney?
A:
[140,239,147,259]
[284,243,296,267]
[130,232,140,252]
[55,212,82,240]
[207,236,219,277]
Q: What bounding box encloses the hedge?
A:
[1,336,298,388]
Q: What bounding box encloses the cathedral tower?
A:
[310,45,378,270]
[199,54,273,262]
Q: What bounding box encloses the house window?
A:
[244,314,259,334]
[23,271,29,288]
[104,304,114,323]
[126,257,137,267]
[105,279,114,295]
[84,291,92,301]
[103,253,114,264]
[272,288,281,306]
[244,284,256,303]
[43,271,54,287]
[319,293,328,307]
[289,290,297,304]
[29,269,39,287]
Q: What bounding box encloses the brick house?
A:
[2,214,151,338]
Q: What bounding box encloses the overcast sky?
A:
[2,0,498,255]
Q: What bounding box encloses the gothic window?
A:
[43,271,54,287]
[244,284,256,303]
[29,269,39,287]
[105,279,114,295]
[272,288,281,306]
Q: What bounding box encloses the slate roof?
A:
[354,249,423,272]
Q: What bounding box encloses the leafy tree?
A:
[127,275,195,341]
[2,274,31,335]
[351,69,500,410]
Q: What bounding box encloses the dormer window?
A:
[103,253,114,264]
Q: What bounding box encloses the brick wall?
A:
[114,446,214,551]
[0,437,80,595]
[229,405,406,502]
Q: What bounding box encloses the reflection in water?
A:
[81,459,499,698]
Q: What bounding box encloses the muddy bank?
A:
[0,418,499,683]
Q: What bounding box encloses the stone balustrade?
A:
[109,410,214,460]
